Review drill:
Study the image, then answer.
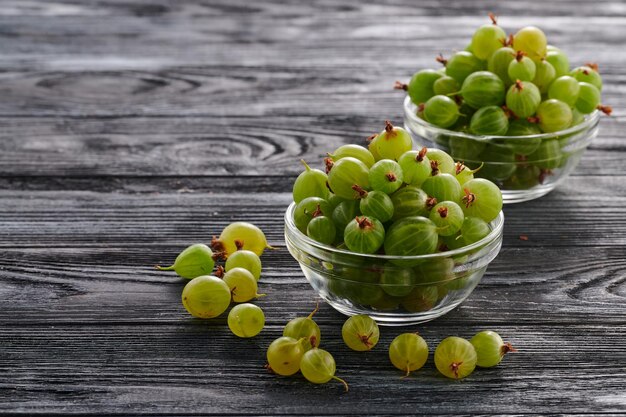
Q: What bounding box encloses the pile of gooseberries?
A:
[292,125,503,313]
[156,221,271,338]
[266,304,349,391]
[388,328,515,379]
[396,13,611,189]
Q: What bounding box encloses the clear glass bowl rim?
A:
[284,202,504,261]
[403,95,600,141]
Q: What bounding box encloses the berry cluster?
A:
[156,222,270,338]
[397,14,611,189]
[293,121,502,256]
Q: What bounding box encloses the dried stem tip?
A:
[215,265,225,278]
[351,184,368,198]
[359,332,375,347]
[501,33,514,47]
[501,342,518,355]
[355,216,373,229]
[515,79,524,90]
[234,239,244,251]
[585,62,599,72]
[430,160,440,176]
[426,197,438,210]
[598,104,612,115]
[310,204,323,218]
[385,172,397,182]
[437,206,448,218]
[394,81,408,91]
[324,157,334,174]
[514,50,526,62]
[384,120,396,135]
[211,236,225,253]
[455,161,466,175]
[436,53,448,67]
[366,133,377,143]
[488,12,498,25]
[450,362,463,379]
[462,188,476,208]
[416,147,428,162]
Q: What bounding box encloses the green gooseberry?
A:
[384,217,439,263]
[358,190,394,223]
[536,99,573,132]
[570,65,602,91]
[461,71,506,109]
[380,267,416,297]
[307,215,337,245]
[505,80,541,118]
[423,95,461,128]
[390,186,429,221]
[294,196,332,233]
[470,106,509,136]
[532,59,556,93]
[401,285,439,312]
[292,159,330,203]
[327,156,370,200]
[225,248,262,281]
[476,144,517,181]
[156,243,215,279]
[406,69,444,104]
[343,216,385,254]
[487,47,515,86]
[398,148,431,187]
[368,159,403,194]
[421,173,462,203]
[508,51,536,81]
[327,144,375,168]
[445,51,485,84]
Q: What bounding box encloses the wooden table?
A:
[1,1,624,414]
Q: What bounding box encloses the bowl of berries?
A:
[397,15,610,203]
[285,125,504,325]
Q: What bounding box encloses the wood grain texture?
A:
[0,0,625,415]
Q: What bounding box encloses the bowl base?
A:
[326,299,464,326]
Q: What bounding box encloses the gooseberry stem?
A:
[234,239,244,251]
[300,159,312,171]
[215,265,225,278]
[306,301,320,320]
[384,120,397,137]
[597,104,612,115]
[394,81,408,91]
[450,361,463,379]
[436,53,448,67]
[501,342,517,356]
[332,376,349,393]
[416,147,428,162]
[351,184,369,199]
[488,12,498,25]
[155,264,174,271]
[585,62,599,72]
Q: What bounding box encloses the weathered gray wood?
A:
[0,117,622,176]
[0,0,625,415]
[0,324,624,414]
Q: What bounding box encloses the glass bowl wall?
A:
[285,203,503,326]
[403,96,600,203]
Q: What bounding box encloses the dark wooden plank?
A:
[0,324,624,414]
[0,116,622,177]
[0,184,624,326]
[0,0,624,415]
[0,244,625,327]
[0,179,624,249]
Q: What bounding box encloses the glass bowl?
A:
[284,203,503,326]
[403,96,600,203]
